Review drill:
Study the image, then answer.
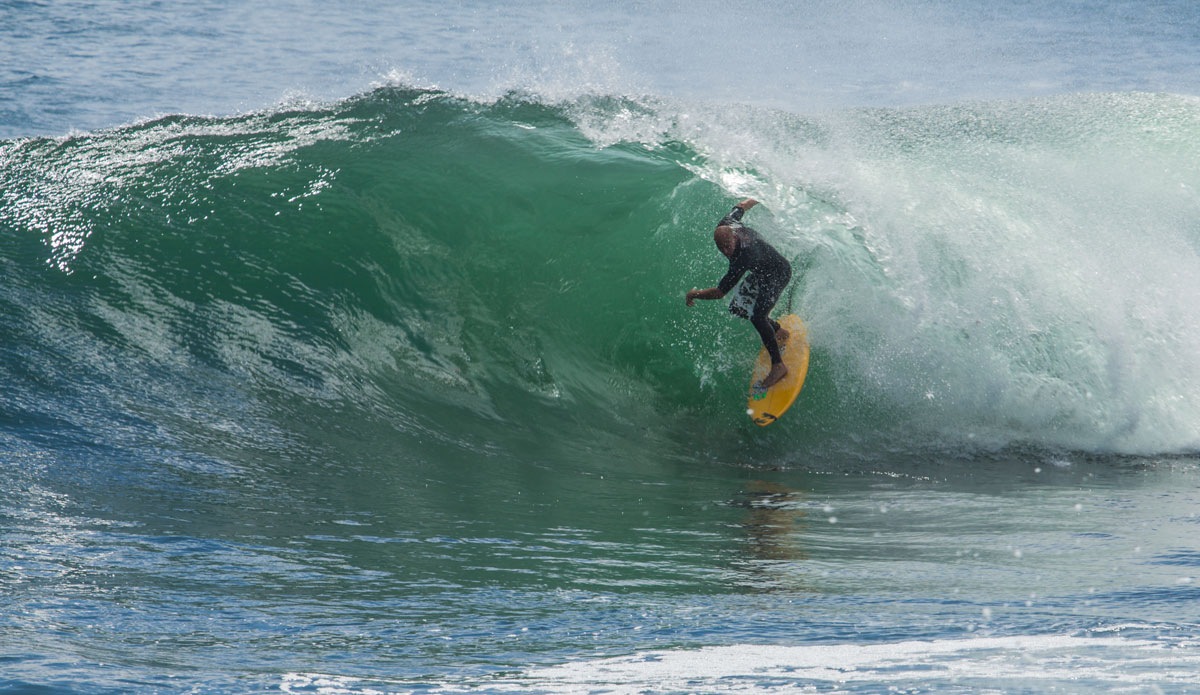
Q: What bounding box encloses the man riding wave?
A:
[685,198,793,388]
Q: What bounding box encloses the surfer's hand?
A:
[737,198,758,210]
[686,289,698,307]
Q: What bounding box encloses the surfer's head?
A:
[714,225,737,258]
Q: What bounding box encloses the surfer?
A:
[686,198,793,388]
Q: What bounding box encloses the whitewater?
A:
[3,2,1200,694]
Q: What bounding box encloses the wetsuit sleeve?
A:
[717,256,747,295]
[717,205,745,227]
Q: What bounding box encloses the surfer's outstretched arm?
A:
[685,287,727,306]
[688,248,749,306]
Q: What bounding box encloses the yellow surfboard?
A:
[747,314,810,426]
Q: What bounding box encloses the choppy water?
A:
[3,2,1200,693]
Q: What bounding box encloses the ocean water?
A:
[3,2,1200,693]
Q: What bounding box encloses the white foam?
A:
[281,635,1200,693]
[509,636,1191,693]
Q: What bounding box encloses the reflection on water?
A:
[730,480,810,591]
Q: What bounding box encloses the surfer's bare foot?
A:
[761,362,788,389]
[775,327,790,343]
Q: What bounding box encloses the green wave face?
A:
[4,88,1200,472]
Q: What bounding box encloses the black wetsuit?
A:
[715,206,792,364]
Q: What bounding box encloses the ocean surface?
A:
[4,1,1200,693]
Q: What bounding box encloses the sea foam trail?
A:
[276,634,1200,694]
[508,636,1195,693]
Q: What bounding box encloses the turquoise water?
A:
[4,3,1200,693]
